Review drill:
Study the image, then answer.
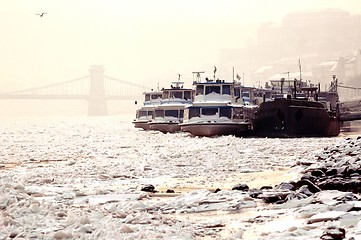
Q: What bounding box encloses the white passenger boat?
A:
[179,71,255,137]
[148,80,193,133]
[132,90,163,130]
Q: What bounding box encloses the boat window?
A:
[220,107,232,118]
[138,110,147,117]
[145,94,151,101]
[179,110,184,118]
[165,110,178,117]
[233,107,243,119]
[242,91,250,98]
[171,91,183,99]
[162,91,169,99]
[222,85,231,95]
[151,94,161,100]
[196,85,204,95]
[205,86,221,94]
[155,110,164,117]
[147,110,153,116]
[189,108,200,118]
[184,91,192,100]
[202,107,218,116]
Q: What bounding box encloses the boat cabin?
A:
[159,82,194,104]
[184,105,245,122]
[144,91,163,105]
[154,108,184,121]
[136,108,154,120]
[193,79,239,103]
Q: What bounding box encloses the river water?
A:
[0,115,360,239]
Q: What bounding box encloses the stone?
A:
[232,183,249,191]
[275,182,295,191]
[294,179,321,193]
[320,226,346,240]
[141,184,157,193]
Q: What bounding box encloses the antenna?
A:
[298,59,302,81]
[172,74,184,88]
[283,71,290,81]
[192,71,205,82]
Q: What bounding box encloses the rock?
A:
[141,184,157,193]
[275,182,295,191]
[9,232,18,238]
[259,191,290,204]
[166,189,175,193]
[214,188,221,193]
[232,183,249,191]
[311,169,326,177]
[294,179,321,193]
[248,189,262,198]
[320,226,346,240]
[297,185,313,196]
[334,192,359,202]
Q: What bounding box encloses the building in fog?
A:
[220,8,361,86]
[257,9,361,63]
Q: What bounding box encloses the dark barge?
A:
[253,76,341,137]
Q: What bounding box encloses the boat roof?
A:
[193,79,236,85]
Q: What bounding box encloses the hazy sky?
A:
[1,0,361,91]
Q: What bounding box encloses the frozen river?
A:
[0,116,359,239]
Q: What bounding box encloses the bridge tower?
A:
[88,65,108,116]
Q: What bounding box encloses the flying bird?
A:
[36,12,47,17]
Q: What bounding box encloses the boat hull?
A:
[254,98,340,137]
[132,121,151,131]
[148,122,181,133]
[180,122,251,137]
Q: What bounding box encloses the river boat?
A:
[132,90,163,130]
[253,76,340,137]
[180,71,255,137]
[148,81,193,133]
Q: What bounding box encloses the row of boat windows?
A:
[137,110,153,118]
[155,109,184,118]
[186,107,244,119]
[196,85,232,95]
[137,110,184,118]
[162,90,192,100]
[137,107,244,119]
[145,87,277,102]
[144,94,163,101]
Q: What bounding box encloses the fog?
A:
[1,0,361,116]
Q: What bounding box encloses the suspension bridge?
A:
[0,65,149,116]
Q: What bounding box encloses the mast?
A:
[299,59,302,82]
[192,71,205,82]
[232,67,235,82]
